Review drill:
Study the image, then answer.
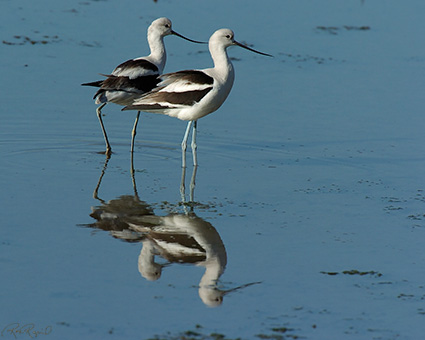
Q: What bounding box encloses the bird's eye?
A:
[165,24,170,28]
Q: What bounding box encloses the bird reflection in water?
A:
[86,155,260,306]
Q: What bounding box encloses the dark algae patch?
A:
[3,34,60,45]
[315,25,371,35]
[146,324,302,340]
[256,326,301,340]
[321,270,383,277]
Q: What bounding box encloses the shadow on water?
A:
[84,154,260,307]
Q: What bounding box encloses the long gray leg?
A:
[131,111,141,154]
[191,120,198,166]
[96,103,111,155]
[180,166,197,212]
[181,121,193,168]
[180,166,187,204]
[130,150,139,200]
[189,165,197,202]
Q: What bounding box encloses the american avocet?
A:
[82,17,204,156]
[122,28,272,167]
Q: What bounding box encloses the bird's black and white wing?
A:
[82,58,161,105]
[123,70,214,113]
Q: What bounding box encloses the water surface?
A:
[1,0,425,339]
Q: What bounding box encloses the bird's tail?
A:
[81,80,103,87]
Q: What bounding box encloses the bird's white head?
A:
[209,28,273,57]
[149,17,205,43]
[209,28,235,49]
[149,17,174,37]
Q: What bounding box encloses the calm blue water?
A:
[1,0,425,339]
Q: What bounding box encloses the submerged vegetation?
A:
[3,34,60,45]
[315,25,371,35]
[146,324,302,340]
[320,270,383,277]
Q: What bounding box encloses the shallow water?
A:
[1,0,425,339]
